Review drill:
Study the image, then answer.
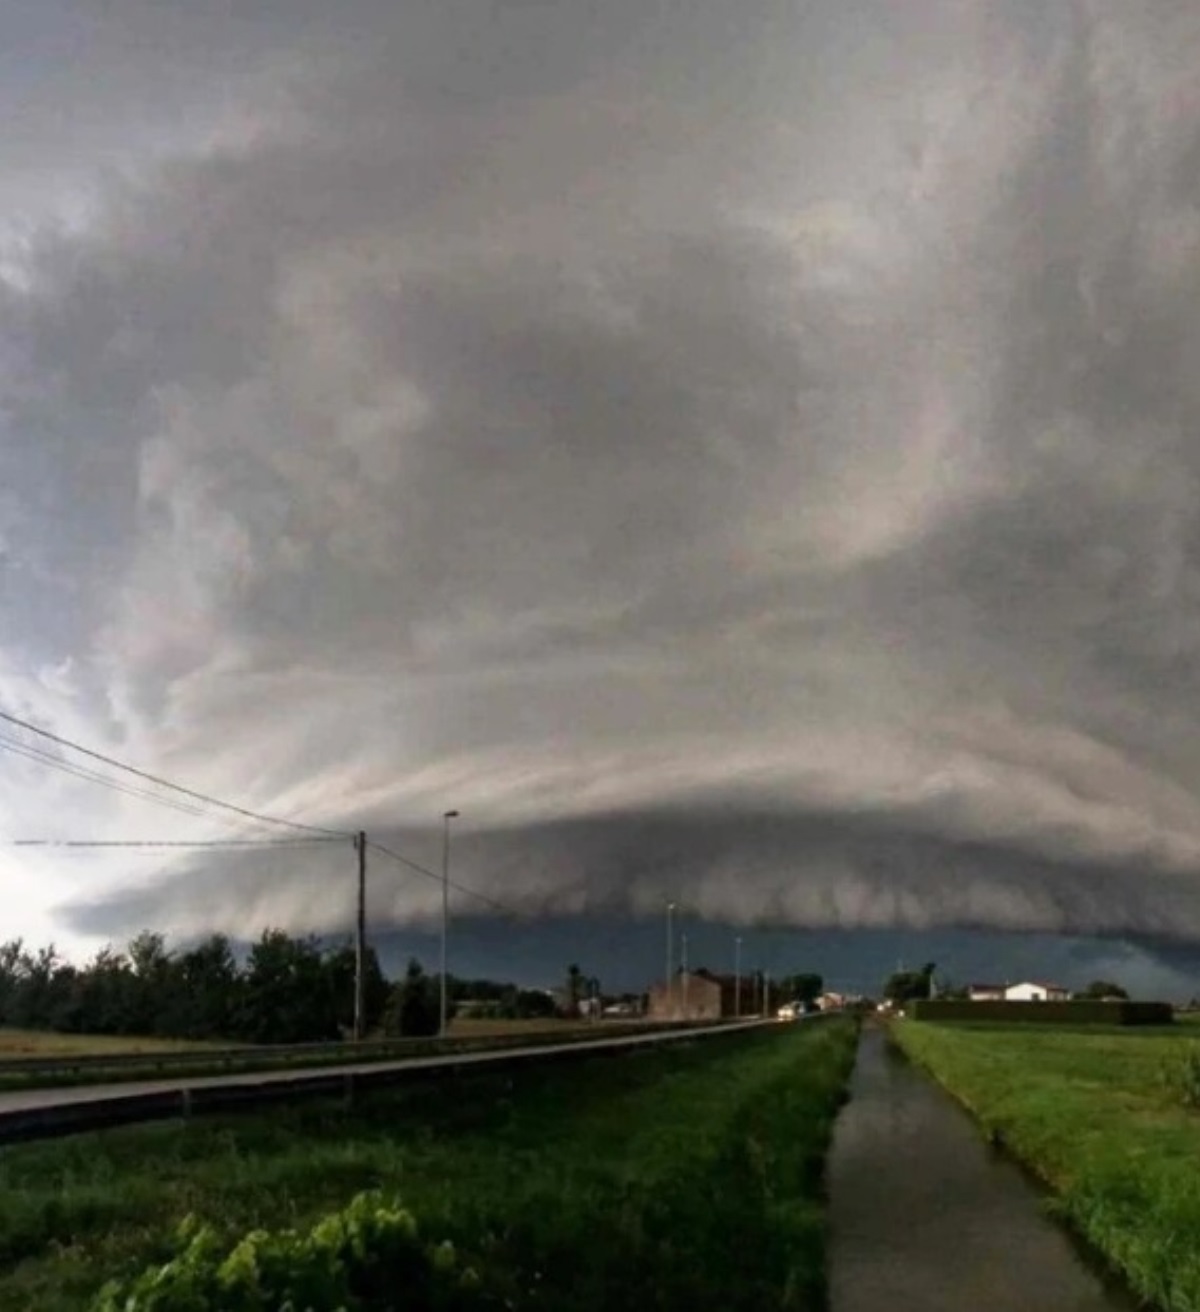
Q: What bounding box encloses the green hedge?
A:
[908,999,1174,1026]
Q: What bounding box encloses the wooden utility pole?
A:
[354,831,367,1041]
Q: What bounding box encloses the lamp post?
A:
[665,902,675,1018]
[681,931,689,1019]
[440,809,459,1037]
[734,935,742,1019]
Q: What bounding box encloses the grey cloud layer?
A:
[4,1,1200,949]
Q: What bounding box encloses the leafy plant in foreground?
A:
[91,1191,488,1311]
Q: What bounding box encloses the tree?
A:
[71,945,138,1035]
[884,962,936,1004]
[564,964,584,1018]
[237,930,335,1044]
[322,942,389,1037]
[1077,980,1129,1001]
[778,973,824,1007]
[514,988,556,1019]
[0,939,25,1024]
[383,958,441,1037]
[172,935,242,1039]
[124,931,176,1034]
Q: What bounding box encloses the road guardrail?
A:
[0,1019,776,1144]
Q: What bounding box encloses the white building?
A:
[1004,981,1070,1002]
[968,983,1005,1002]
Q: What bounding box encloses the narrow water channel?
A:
[827,1027,1134,1312]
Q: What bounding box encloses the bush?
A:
[92,1192,490,1311]
[908,999,1174,1026]
[1159,1045,1200,1109]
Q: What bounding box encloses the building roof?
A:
[686,969,755,988]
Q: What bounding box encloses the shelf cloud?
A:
[2,1,1200,962]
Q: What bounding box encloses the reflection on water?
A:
[827,1028,1134,1312]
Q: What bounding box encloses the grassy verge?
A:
[893,1019,1200,1311]
[0,1018,857,1311]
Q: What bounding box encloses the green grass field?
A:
[893,1019,1200,1311]
[0,1019,857,1311]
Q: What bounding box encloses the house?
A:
[1004,981,1070,1002]
[645,969,757,1021]
[968,983,1006,1002]
[817,991,846,1011]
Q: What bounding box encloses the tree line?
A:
[0,931,557,1044]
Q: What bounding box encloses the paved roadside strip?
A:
[0,1018,777,1144]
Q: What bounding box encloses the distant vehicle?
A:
[775,1002,800,1021]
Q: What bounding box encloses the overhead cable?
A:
[0,707,352,838]
[6,837,343,849]
[0,732,226,822]
[367,840,514,916]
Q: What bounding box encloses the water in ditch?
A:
[827,1027,1136,1312]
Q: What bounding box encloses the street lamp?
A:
[681,931,689,1018]
[665,902,675,1018]
[440,810,459,1037]
[734,935,742,1019]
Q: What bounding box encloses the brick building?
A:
[645,968,758,1021]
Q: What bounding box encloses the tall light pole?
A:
[440,810,459,1037]
[681,931,689,1018]
[665,902,675,1018]
[354,832,367,1040]
[734,935,742,1019]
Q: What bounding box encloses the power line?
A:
[0,732,228,823]
[5,837,344,849]
[367,840,515,916]
[0,707,352,838]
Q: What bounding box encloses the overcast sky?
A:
[4,1,1200,989]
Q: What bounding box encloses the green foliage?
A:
[1159,1045,1200,1109]
[883,963,935,1004]
[908,999,1173,1025]
[92,1191,486,1311]
[0,1022,857,1311]
[1076,979,1130,1001]
[0,932,390,1047]
[563,964,584,1017]
[383,959,444,1038]
[777,974,823,1005]
[894,1020,1200,1311]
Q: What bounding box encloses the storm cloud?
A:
[3,1,1200,960]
